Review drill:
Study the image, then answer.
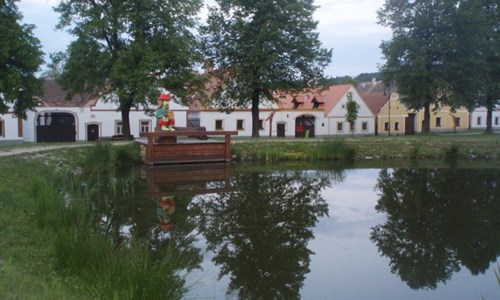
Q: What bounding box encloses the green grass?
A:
[0,143,186,299]
[231,133,500,163]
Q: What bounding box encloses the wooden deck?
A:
[137,130,238,165]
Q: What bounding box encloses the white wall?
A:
[0,113,23,143]
[470,107,500,130]
[22,99,188,142]
[326,87,375,135]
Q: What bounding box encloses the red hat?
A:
[158,94,171,101]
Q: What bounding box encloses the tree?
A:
[202,0,332,137]
[371,168,500,289]
[54,0,204,139]
[344,91,359,135]
[460,0,500,134]
[0,0,43,118]
[193,170,331,298]
[378,0,460,133]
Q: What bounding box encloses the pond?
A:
[97,163,500,299]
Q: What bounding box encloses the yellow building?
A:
[377,93,418,135]
[376,93,469,134]
[415,104,469,133]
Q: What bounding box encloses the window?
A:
[115,121,123,134]
[337,122,343,132]
[258,119,264,130]
[384,122,389,131]
[477,117,482,125]
[435,117,442,127]
[349,122,355,132]
[361,122,368,131]
[0,119,4,137]
[215,120,223,130]
[455,117,461,127]
[495,117,499,126]
[236,119,244,130]
[140,120,151,133]
[394,122,399,131]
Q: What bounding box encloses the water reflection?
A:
[371,168,500,290]
[83,163,499,299]
[191,169,336,299]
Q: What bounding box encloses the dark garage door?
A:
[36,112,76,142]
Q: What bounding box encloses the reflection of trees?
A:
[81,166,203,271]
[371,168,500,290]
[193,170,333,299]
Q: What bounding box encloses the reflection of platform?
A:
[137,131,238,165]
[145,163,235,196]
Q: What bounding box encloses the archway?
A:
[36,112,76,142]
[295,115,315,138]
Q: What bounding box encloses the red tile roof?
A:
[278,84,352,116]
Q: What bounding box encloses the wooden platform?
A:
[138,130,238,165]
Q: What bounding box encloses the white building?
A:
[470,106,500,130]
[1,80,188,143]
[194,84,377,137]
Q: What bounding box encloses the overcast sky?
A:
[17,0,391,77]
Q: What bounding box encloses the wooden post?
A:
[225,133,231,162]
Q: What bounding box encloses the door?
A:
[277,123,285,137]
[87,124,99,141]
[405,114,415,135]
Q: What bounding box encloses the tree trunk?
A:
[423,103,431,133]
[485,95,493,134]
[251,88,260,138]
[121,108,132,140]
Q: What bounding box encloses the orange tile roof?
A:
[278,84,352,116]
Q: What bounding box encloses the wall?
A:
[470,107,500,130]
[326,87,376,135]
[0,112,23,143]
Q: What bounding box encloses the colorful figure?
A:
[155,93,175,131]
[157,195,176,231]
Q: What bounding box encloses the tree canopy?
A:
[54,0,204,139]
[378,0,499,133]
[202,0,332,137]
[0,0,43,118]
[378,0,460,133]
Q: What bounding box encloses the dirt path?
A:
[0,141,133,157]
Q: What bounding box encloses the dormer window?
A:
[312,96,324,109]
[292,97,303,109]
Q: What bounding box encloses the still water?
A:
[106,164,499,299]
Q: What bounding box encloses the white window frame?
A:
[115,120,123,135]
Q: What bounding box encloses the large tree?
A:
[54,0,204,139]
[0,0,43,118]
[378,0,460,133]
[461,0,499,133]
[202,0,332,137]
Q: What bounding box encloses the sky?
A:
[17,0,392,78]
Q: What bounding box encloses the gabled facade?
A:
[325,85,376,135]
[376,93,417,135]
